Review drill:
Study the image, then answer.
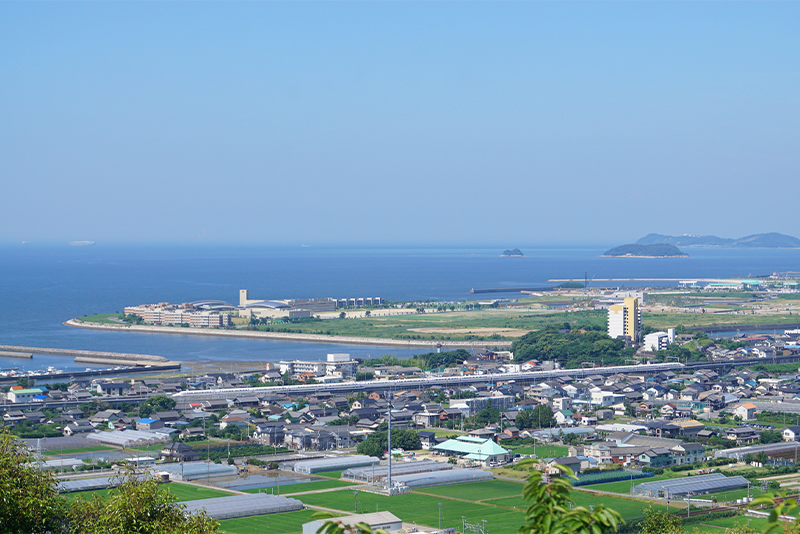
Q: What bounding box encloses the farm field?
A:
[315,470,346,479]
[298,488,526,534]
[415,479,526,501]
[242,479,358,494]
[63,482,234,502]
[217,509,320,534]
[585,473,683,494]
[44,445,116,455]
[484,490,670,521]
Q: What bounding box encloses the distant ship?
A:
[69,241,95,246]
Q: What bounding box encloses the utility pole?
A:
[387,405,392,495]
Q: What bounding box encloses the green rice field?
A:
[242,479,357,494]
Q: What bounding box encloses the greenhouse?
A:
[293,455,379,474]
[632,473,749,498]
[85,430,166,448]
[156,461,237,481]
[181,493,303,520]
[388,468,493,490]
[58,474,148,493]
[342,460,452,484]
[37,458,85,470]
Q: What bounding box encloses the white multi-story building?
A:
[607,297,641,342]
[124,305,231,327]
[449,395,516,417]
[278,354,358,379]
[643,328,676,352]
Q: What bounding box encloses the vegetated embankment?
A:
[0,343,169,364]
[64,318,513,349]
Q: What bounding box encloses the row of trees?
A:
[0,429,218,534]
[511,327,636,367]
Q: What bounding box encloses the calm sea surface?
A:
[2,244,799,372]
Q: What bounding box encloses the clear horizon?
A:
[2,3,798,245]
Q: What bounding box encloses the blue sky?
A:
[1,2,798,246]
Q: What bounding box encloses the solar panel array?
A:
[342,460,452,483]
[181,493,303,520]
[632,473,749,497]
[293,455,379,474]
[390,468,493,489]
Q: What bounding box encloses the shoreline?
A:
[63,319,514,349]
[600,254,689,260]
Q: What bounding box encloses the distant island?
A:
[636,232,800,248]
[69,241,95,247]
[501,248,524,257]
[602,243,688,258]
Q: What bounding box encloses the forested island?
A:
[501,248,523,257]
[636,232,800,248]
[602,243,688,258]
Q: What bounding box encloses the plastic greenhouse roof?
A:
[181,493,303,520]
[293,455,379,474]
[390,468,493,489]
[343,460,452,480]
[634,473,749,496]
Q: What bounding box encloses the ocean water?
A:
[2,243,799,372]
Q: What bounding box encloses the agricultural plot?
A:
[64,482,234,502]
[510,445,568,457]
[582,473,682,494]
[243,479,357,494]
[298,490,526,534]
[416,479,526,501]
[217,509,319,534]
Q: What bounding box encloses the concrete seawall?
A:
[0,343,169,363]
[63,319,513,349]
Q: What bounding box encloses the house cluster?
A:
[573,431,705,468]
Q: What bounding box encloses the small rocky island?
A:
[602,243,688,258]
[501,248,524,257]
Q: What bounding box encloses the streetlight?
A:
[354,490,359,513]
[438,502,442,529]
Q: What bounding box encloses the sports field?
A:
[218,509,320,534]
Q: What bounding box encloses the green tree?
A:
[529,405,556,429]
[71,468,218,533]
[0,429,68,533]
[474,402,501,426]
[638,507,683,534]
[139,395,176,418]
[517,461,621,534]
[760,430,783,444]
[356,429,421,458]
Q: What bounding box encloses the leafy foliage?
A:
[355,429,421,458]
[0,429,219,534]
[138,395,177,418]
[70,468,218,534]
[517,460,622,534]
[0,429,68,533]
[637,507,683,534]
[369,349,471,371]
[511,327,635,367]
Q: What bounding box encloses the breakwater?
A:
[0,344,169,363]
[64,319,513,349]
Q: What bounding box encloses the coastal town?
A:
[6,286,800,533]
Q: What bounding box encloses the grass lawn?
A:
[80,313,125,324]
[218,509,320,534]
[64,482,234,502]
[298,489,526,534]
[242,479,358,494]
